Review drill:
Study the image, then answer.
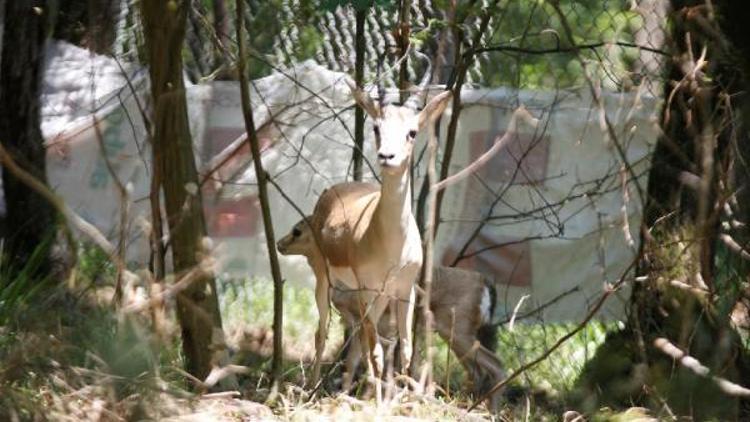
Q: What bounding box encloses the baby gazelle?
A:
[277,218,506,410]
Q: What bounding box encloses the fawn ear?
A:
[347,79,381,119]
[417,90,452,130]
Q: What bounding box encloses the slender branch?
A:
[492,285,581,326]
[0,141,128,273]
[654,337,750,397]
[397,0,411,105]
[199,105,292,188]
[468,40,670,58]
[433,106,539,192]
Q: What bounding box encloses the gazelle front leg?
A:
[358,293,390,403]
[310,260,330,386]
[393,265,419,377]
[396,284,416,375]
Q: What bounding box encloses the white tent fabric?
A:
[39,43,658,322]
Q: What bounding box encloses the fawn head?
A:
[277,218,314,256]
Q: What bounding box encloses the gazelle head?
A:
[348,80,452,175]
[277,218,314,256]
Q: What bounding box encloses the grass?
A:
[495,321,612,393]
[220,277,345,360]
[0,244,632,420]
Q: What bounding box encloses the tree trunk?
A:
[140,0,226,384]
[53,0,119,53]
[0,1,56,281]
[576,2,750,418]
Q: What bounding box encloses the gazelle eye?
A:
[292,228,302,237]
[373,125,380,136]
[408,130,417,139]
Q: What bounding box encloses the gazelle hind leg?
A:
[449,336,505,412]
[358,295,389,403]
[342,323,362,392]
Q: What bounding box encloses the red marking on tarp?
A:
[203,192,261,237]
[469,130,550,185]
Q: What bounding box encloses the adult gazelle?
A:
[290,75,451,392]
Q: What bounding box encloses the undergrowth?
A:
[0,244,645,420]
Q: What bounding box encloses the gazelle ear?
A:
[347,79,381,119]
[417,90,452,129]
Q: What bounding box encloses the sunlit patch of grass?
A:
[218,276,345,386]
[494,321,613,395]
[219,277,341,350]
[428,318,613,413]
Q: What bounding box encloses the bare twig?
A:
[203,365,251,390]
[431,0,502,237]
[719,233,750,261]
[508,294,530,332]
[468,40,670,58]
[547,1,646,206]
[493,285,581,326]
[199,105,291,187]
[122,264,207,314]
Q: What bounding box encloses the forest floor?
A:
[0,248,643,421]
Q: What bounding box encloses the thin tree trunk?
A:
[140,0,226,384]
[397,0,410,105]
[212,0,230,70]
[418,107,439,392]
[0,1,56,281]
[433,0,498,236]
[352,7,366,181]
[236,0,285,385]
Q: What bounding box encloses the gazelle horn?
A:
[376,52,387,108]
[403,50,433,110]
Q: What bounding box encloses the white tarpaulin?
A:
[39,42,658,322]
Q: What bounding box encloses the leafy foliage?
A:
[477,1,645,90]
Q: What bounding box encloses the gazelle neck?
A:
[374,166,413,239]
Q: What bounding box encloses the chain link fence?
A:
[159,0,668,96]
